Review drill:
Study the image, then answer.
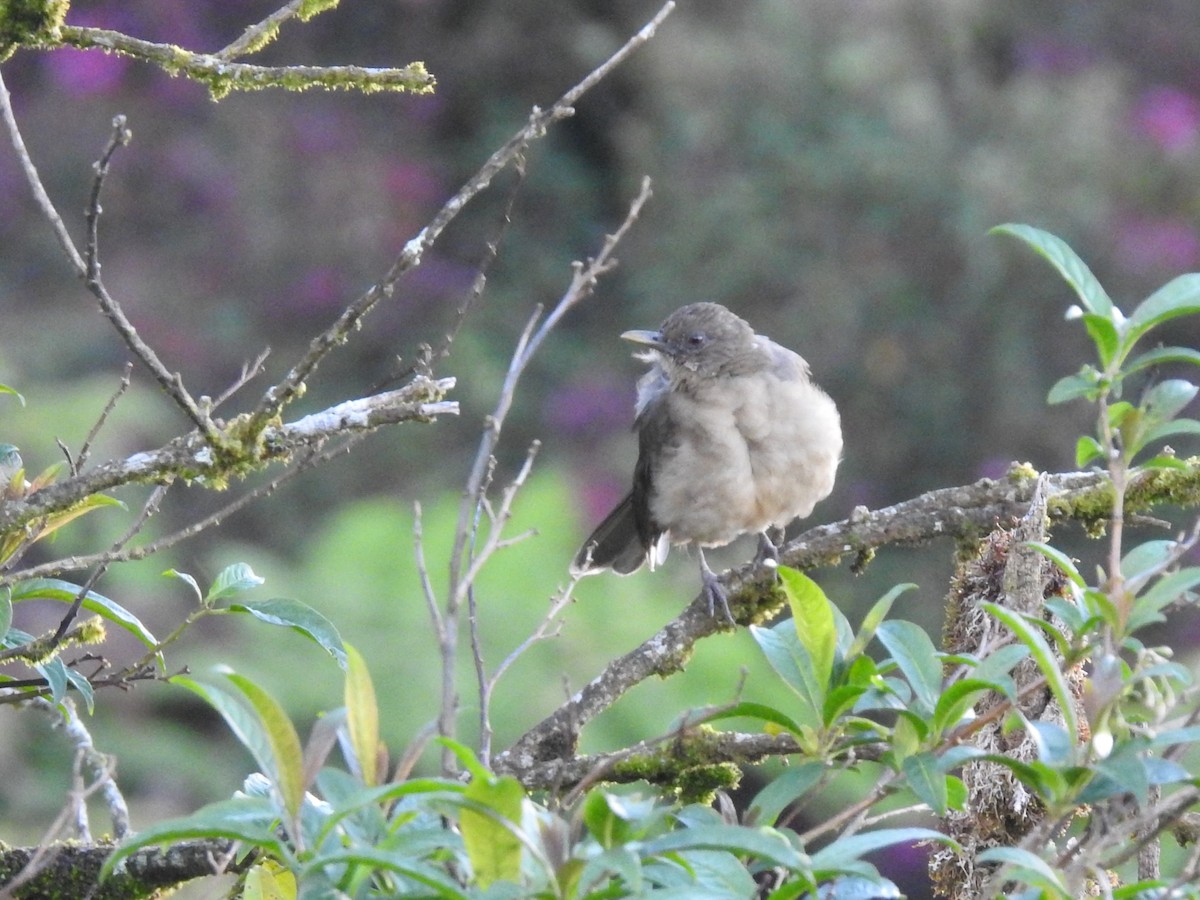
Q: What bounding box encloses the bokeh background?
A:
[5,0,1200,894]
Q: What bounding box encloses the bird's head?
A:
[622,302,760,378]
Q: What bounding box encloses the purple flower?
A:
[1115,215,1200,275]
[1132,86,1200,153]
[46,49,128,96]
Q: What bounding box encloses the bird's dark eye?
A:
[686,333,707,348]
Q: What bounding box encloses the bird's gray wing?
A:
[631,386,675,567]
[757,336,811,382]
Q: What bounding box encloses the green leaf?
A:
[977,846,1070,895]
[11,578,161,663]
[641,825,810,871]
[0,383,25,405]
[100,796,285,880]
[242,861,297,900]
[1083,313,1120,367]
[460,774,525,888]
[300,847,469,898]
[1141,379,1198,428]
[847,583,916,660]
[810,827,955,873]
[206,562,265,603]
[1126,273,1200,344]
[702,701,804,736]
[223,672,305,822]
[779,567,836,697]
[750,622,822,728]
[1120,540,1177,581]
[1125,345,1200,376]
[991,224,1114,316]
[1130,567,1200,630]
[983,603,1078,742]
[176,675,303,822]
[1142,417,1200,450]
[932,679,993,736]
[901,752,948,815]
[1075,435,1104,468]
[1024,542,1086,588]
[228,597,347,669]
[875,620,942,716]
[343,643,379,786]
[1047,370,1102,405]
[163,568,203,603]
[577,846,643,897]
[747,762,826,827]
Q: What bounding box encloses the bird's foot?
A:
[753,529,783,569]
[698,551,736,626]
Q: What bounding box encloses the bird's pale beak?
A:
[620,329,664,348]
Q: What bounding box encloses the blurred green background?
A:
[5,0,1200,892]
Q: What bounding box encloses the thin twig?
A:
[0,71,86,274]
[75,362,134,474]
[250,2,675,428]
[215,0,308,60]
[83,115,217,438]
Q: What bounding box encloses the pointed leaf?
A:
[1075,435,1104,468]
[810,827,955,872]
[901,752,948,815]
[875,620,942,716]
[642,825,809,871]
[779,567,836,696]
[343,643,380,786]
[1125,345,1200,375]
[0,384,25,405]
[224,672,305,821]
[101,797,284,880]
[1127,273,1200,342]
[847,584,916,659]
[991,224,1113,316]
[460,774,525,888]
[164,568,203,603]
[702,701,804,736]
[750,623,822,728]
[1024,542,1085,588]
[1047,371,1101,405]
[747,762,826,827]
[977,846,1069,893]
[1083,313,1119,367]
[206,562,265,603]
[983,603,1078,742]
[228,598,346,668]
[12,578,161,660]
[176,676,302,821]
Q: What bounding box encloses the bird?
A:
[571,302,842,624]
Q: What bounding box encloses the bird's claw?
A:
[698,551,736,626]
[753,530,782,569]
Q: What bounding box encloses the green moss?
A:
[298,0,341,21]
[608,727,745,804]
[0,0,69,60]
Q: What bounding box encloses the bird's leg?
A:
[753,527,785,568]
[697,549,735,625]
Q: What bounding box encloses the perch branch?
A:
[494,462,1200,773]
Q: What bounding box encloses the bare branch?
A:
[0,376,456,547]
[251,2,675,427]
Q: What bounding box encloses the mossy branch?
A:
[495,460,1200,776]
[53,26,435,100]
[0,376,456,561]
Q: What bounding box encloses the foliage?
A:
[9,0,1200,894]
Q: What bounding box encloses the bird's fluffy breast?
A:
[647,356,841,547]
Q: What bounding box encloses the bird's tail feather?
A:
[571,493,646,576]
